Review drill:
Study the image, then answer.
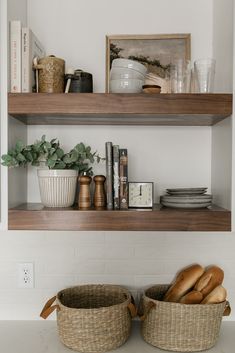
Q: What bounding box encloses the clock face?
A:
[128,182,153,208]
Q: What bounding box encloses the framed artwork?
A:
[106,34,191,92]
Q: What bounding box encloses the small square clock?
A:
[128,182,154,208]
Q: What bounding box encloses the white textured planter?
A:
[37,169,78,207]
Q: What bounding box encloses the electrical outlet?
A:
[18,263,34,288]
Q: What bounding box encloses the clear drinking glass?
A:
[170,59,191,93]
[194,58,216,93]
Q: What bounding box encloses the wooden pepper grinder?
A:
[93,175,106,209]
[78,174,92,209]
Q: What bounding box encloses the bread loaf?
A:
[194,265,224,298]
[201,285,227,304]
[164,264,205,302]
[179,290,203,304]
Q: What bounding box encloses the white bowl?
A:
[110,67,146,80]
[112,58,147,75]
[110,78,144,93]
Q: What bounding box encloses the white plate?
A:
[161,195,212,203]
[161,201,212,209]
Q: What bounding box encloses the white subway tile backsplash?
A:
[105,260,168,275]
[0,275,17,290]
[75,246,105,259]
[105,231,167,244]
[74,260,106,275]
[104,245,134,259]
[1,229,235,320]
[38,261,77,275]
[36,275,76,290]
[134,245,167,259]
[0,245,75,261]
[134,275,173,288]
[77,275,135,288]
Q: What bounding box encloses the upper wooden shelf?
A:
[8,93,232,126]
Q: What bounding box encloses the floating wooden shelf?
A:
[8,203,231,231]
[8,93,232,126]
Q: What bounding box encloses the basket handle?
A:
[139,301,156,321]
[223,301,231,316]
[127,296,137,318]
[40,296,60,319]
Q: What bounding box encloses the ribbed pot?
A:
[37,169,78,207]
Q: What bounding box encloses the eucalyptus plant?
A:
[1,135,102,175]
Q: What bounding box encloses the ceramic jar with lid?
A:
[35,55,65,93]
[65,69,93,93]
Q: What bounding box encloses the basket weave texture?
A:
[56,284,132,353]
[141,284,226,352]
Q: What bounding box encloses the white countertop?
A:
[0,321,234,353]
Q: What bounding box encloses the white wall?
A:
[213,0,233,92]
[1,0,235,322]
[27,0,213,93]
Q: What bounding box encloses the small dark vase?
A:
[65,69,93,93]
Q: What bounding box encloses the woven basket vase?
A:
[40,284,136,353]
[141,284,228,352]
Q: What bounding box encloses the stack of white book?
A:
[10,20,45,93]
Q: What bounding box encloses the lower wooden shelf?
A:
[8,203,231,231]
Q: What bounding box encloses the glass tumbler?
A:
[194,58,216,93]
[170,59,191,93]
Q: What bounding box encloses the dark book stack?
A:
[119,149,128,210]
[105,142,128,210]
[105,142,113,210]
[113,145,120,210]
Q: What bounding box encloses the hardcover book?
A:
[113,145,120,210]
[22,27,45,92]
[105,142,113,210]
[10,20,22,92]
[119,149,128,210]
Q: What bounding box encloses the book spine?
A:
[105,142,113,210]
[10,21,21,92]
[113,145,120,210]
[22,27,29,92]
[22,28,45,92]
[119,149,128,209]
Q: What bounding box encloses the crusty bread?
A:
[163,264,205,302]
[194,265,224,298]
[179,290,203,304]
[201,285,227,304]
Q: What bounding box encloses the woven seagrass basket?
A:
[40,284,136,353]
[141,284,230,352]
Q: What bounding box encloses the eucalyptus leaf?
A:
[56,148,64,159]
[47,159,56,168]
[16,153,26,162]
[1,135,101,174]
[50,153,58,161]
[15,140,24,153]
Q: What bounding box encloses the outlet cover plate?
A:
[17,262,34,288]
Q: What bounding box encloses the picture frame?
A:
[106,34,191,93]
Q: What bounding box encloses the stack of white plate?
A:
[160,188,212,209]
[110,58,147,93]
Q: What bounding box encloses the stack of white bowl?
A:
[110,58,147,93]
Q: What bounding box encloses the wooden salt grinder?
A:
[78,175,92,209]
[93,175,106,209]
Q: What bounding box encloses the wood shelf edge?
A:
[8,93,232,126]
[8,203,231,231]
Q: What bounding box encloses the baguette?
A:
[179,290,203,304]
[194,265,224,298]
[164,264,205,302]
[201,285,227,304]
